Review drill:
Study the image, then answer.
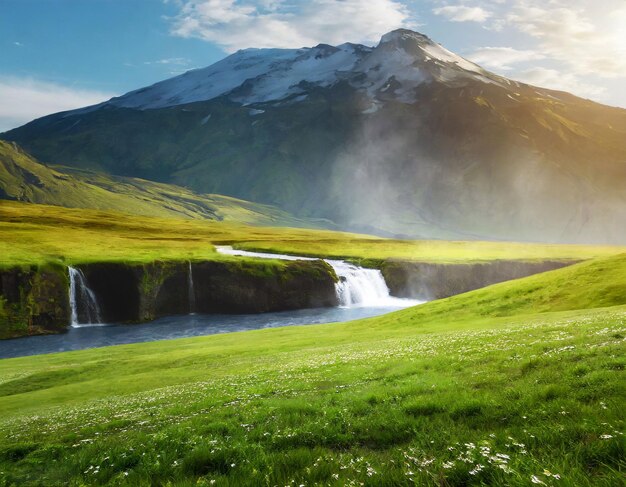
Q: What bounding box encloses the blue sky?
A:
[2,0,625,131]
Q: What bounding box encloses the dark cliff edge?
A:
[79,259,339,324]
[381,259,577,300]
[0,264,70,339]
[0,259,338,339]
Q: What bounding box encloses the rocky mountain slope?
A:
[0,140,324,228]
[3,29,626,243]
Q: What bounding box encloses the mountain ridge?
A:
[60,28,494,112]
[3,29,626,244]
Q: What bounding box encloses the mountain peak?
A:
[376,28,482,75]
[379,28,433,47]
[87,29,488,111]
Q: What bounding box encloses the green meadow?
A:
[0,249,624,485]
[1,201,623,267]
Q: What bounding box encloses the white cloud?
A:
[169,0,416,51]
[0,77,115,132]
[144,57,191,66]
[513,67,606,100]
[467,46,545,70]
[505,0,626,78]
[459,0,626,106]
[433,5,492,23]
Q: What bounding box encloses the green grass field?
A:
[0,254,624,485]
[1,201,624,267]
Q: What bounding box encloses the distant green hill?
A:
[0,140,329,228]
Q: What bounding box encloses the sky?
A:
[2,0,625,131]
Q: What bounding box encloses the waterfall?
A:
[215,246,421,309]
[68,267,102,326]
[325,260,393,307]
[188,262,196,314]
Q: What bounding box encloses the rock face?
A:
[0,265,69,339]
[78,259,339,322]
[189,260,338,314]
[79,263,142,323]
[381,260,576,300]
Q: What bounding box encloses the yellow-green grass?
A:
[0,255,624,485]
[234,238,626,264]
[0,201,369,267]
[1,201,624,268]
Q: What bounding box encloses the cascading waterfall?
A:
[325,260,393,307]
[68,266,102,326]
[215,246,420,308]
[188,261,196,314]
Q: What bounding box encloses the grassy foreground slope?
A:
[1,201,623,267]
[0,140,322,228]
[0,256,624,486]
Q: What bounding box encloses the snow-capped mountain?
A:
[109,30,488,109]
[4,29,626,244]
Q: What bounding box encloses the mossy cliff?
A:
[79,259,338,322]
[381,259,575,300]
[0,265,69,339]
[189,260,339,314]
[0,259,338,339]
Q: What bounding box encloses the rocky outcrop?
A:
[0,265,69,339]
[120,258,338,321]
[78,263,141,323]
[187,260,338,314]
[381,259,576,300]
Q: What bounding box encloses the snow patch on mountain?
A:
[111,44,366,109]
[106,29,499,110]
[232,44,367,105]
[351,41,429,103]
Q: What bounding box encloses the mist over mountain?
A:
[4,29,626,243]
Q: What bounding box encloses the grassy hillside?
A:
[372,252,626,321]
[1,201,624,267]
[0,255,624,485]
[0,140,324,228]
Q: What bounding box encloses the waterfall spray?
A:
[68,267,102,326]
[188,262,196,314]
[325,260,392,307]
